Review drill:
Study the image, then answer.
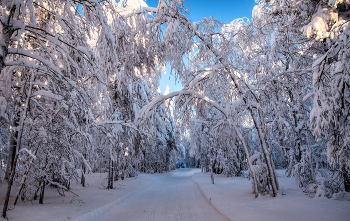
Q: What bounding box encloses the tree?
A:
[0,0,112,217]
[309,1,350,192]
[255,0,350,194]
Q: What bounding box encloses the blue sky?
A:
[145,0,257,94]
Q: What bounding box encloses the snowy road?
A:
[100,169,229,221]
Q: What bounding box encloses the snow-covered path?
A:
[99,169,228,221]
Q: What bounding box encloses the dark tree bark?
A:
[342,165,350,192]
[2,150,19,218]
[107,158,113,189]
[81,154,86,187]
[81,171,85,187]
[39,179,45,204]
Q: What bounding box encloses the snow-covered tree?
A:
[254,0,350,194]
[0,0,113,217]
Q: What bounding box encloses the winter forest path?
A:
[100,169,229,221]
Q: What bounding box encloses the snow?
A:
[95,120,124,126]
[38,126,47,137]
[303,92,314,102]
[301,6,337,40]
[95,169,227,221]
[19,148,36,160]
[76,46,90,57]
[1,169,348,221]
[32,90,63,100]
[32,81,49,90]
[192,170,350,221]
[7,48,63,77]
[0,172,163,221]
[0,96,6,118]
[136,90,228,127]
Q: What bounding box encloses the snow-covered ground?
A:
[192,170,350,221]
[0,169,349,221]
[98,168,226,221]
[0,172,164,221]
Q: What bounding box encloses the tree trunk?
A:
[114,168,118,181]
[249,108,279,197]
[39,179,45,204]
[142,151,146,173]
[210,163,215,184]
[234,125,259,197]
[0,5,17,73]
[2,151,18,218]
[34,184,40,201]
[342,165,350,192]
[81,152,86,187]
[2,73,34,218]
[81,171,85,187]
[14,176,26,206]
[227,69,279,196]
[5,131,18,180]
[108,158,113,189]
[0,12,17,188]
[14,145,39,205]
[297,80,315,183]
[5,98,20,181]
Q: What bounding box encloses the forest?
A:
[0,0,349,218]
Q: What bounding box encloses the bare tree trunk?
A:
[342,165,350,192]
[81,170,85,187]
[143,151,146,173]
[39,179,45,204]
[80,150,86,187]
[107,158,113,189]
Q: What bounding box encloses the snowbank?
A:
[0,172,164,221]
[191,170,350,221]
